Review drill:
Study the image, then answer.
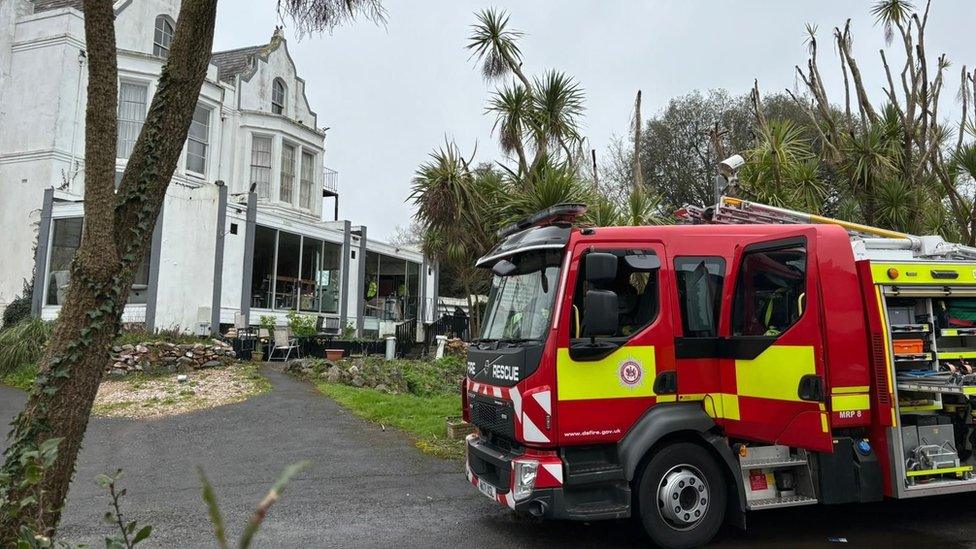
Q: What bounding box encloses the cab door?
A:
[717,231,833,452]
[553,241,675,445]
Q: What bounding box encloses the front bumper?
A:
[465,434,565,518]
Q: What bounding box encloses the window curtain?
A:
[280,144,295,204]
[117,83,147,159]
[250,136,272,199]
[300,152,314,209]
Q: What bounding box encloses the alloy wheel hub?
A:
[657,465,709,530]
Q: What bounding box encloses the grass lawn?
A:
[315,381,464,460]
[1,362,37,390]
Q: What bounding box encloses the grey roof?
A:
[210,45,267,84]
[33,0,84,12]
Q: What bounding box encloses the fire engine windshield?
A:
[480,250,563,342]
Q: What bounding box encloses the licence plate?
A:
[477,478,497,500]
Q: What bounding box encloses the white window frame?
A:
[153,15,175,58]
[272,78,287,115]
[116,79,150,160]
[249,133,274,200]
[185,103,212,177]
[299,149,316,211]
[279,141,297,205]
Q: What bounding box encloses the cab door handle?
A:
[798,374,825,402]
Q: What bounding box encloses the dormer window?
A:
[153,16,174,58]
[272,78,286,115]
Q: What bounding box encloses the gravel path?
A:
[3,368,976,547]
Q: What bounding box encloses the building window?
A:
[249,225,342,313]
[732,240,807,337]
[363,252,422,322]
[153,16,174,58]
[46,217,151,306]
[186,104,210,175]
[272,78,286,115]
[300,151,315,210]
[279,143,295,204]
[250,136,272,199]
[117,82,148,159]
[674,257,725,338]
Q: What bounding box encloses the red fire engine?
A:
[463,196,976,548]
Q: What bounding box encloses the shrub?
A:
[114,327,206,347]
[2,280,33,330]
[286,311,316,338]
[259,315,277,333]
[0,317,51,377]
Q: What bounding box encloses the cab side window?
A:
[674,257,725,338]
[571,250,660,339]
[732,241,807,336]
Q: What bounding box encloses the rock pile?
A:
[285,358,404,394]
[108,340,237,376]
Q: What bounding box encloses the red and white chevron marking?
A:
[466,380,553,444]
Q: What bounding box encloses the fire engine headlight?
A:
[512,460,539,502]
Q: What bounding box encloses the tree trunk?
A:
[0,0,218,541]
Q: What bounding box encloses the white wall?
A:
[153,184,219,331]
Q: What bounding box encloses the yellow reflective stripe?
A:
[556,346,656,401]
[657,395,677,403]
[832,386,869,395]
[831,394,870,412]
[875,288,894,396]
[820,413,829,433]
[735,345,815,402]
[870,262,976,285]
[678,393,740,420]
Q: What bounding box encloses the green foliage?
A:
[0,437,62,542]
[286,312,316,338]
[316,382,463,459]
[2,281,33,331]
[0,318,51,378]
[198,461,308,549]
[96,470,152,549]
[259,315,277,334]
[340,322,356,340]
[2,363,39,391]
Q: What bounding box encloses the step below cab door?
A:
[714,231,832,452]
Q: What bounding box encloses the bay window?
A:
[300,151,315,210]
[250,136,273,199]
[280,143,295,204]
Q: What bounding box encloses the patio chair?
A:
[268,327,302,361]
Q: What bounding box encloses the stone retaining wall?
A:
[109,340,237,375]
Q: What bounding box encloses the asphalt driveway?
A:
[3,368,976,548]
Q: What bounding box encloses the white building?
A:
[0,0,438,337]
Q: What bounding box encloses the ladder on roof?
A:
[675,196,976,261]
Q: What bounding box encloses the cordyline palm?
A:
[530,70,585,164]
[467,8,529,86]
[487,82,532,174]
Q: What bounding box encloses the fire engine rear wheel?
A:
[635,442,727,549]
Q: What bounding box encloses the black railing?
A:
[395,317,417,357]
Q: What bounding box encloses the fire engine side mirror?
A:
[585,253,618,284]
[582,289,618,338]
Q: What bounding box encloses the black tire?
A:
[634,442,727,549]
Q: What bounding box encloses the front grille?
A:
[469,393,515,440]
[467,438,512,492]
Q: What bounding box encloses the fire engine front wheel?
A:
[635,442,727,549]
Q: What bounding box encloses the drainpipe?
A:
[144,204,165,332]
[339,220,351,331]
[356,226,367,337]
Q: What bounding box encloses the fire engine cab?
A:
[463,197,976,548]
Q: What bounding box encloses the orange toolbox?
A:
[893,339,925,354]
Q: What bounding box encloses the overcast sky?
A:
[213,0,976,241]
